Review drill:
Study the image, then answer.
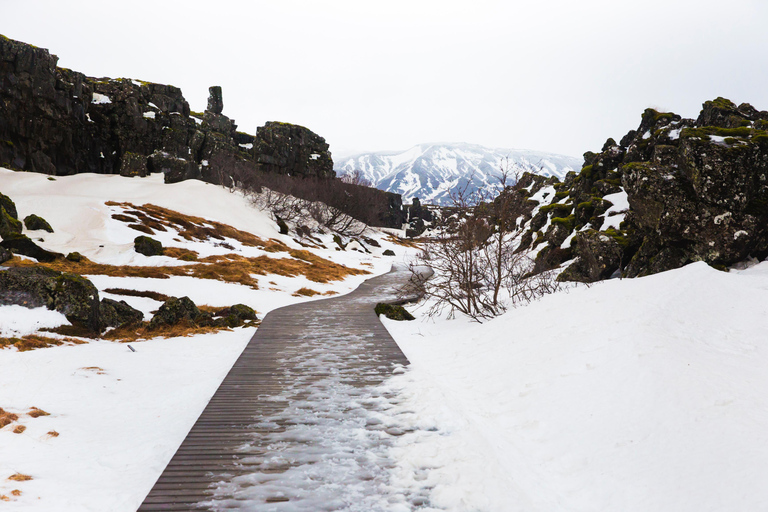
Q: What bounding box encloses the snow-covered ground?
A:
[0,169,410,508]
[383,261,768,511]
[3,167,768,511]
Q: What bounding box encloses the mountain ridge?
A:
[334,142,582,205]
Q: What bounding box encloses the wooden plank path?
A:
[139,264,425,511]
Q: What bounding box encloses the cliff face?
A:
[513,98,768,281]
[0,35,334,183]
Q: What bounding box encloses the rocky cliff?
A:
[513,98,768,281]
[0,35,335,183]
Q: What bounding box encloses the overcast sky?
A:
[5,0,768,159]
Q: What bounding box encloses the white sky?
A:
[4,0,768,159]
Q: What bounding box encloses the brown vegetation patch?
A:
[101,322,226,343]
[28,407,50,418]
[103,288,172,302]
[386,235,421,248]
[46,431,59,438]
[322,291,338,296]
[293,288,320,297]
[0,335,84,352]
[127,223,154,235]
[81,366,106,375]
[8,474,32,482]
[163,247,199,261]
[12,425,25,434]
[106,202,288,252]
[11,490,20,497]
[0,409,19,429]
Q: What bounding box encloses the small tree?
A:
[409,160,559,321]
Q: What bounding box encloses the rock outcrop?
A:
[0,35,334,183]
[517,97,768,281]
[0,35,405,228]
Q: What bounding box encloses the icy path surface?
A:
[140,265,437,511]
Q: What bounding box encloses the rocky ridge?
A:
[0,35,334,185]
[511,97,768,281]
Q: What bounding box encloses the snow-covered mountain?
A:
[334,142,583,205]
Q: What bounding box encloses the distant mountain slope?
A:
[334,142,582,205]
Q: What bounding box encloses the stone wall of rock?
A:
[0,35,404,227]
[517,97,768,281]
[0,35,335,183]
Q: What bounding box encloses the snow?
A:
[142,111,155,119]
[91,93,112,105]
[383,261,768,511]
[601,189,629,230]
[239,143,253,149]
[0,306,70,337]
[0,167,412,509]
[0,331,252,510]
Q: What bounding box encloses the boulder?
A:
[213,303,258,327]
[206,86,223,114]
[0,193,18,219]
[23,214,53,232]
[374,303,415,321]
[149,296,202,329]
[0,233,61,262]
[134,235,163,256]
[0,206,22,237]
[0,266,101,332]
[99,297,143,329]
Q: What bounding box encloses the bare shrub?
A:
[410,163,560,321]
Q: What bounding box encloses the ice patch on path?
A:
[0,305,70,337]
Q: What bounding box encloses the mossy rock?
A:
[0,206,22,238]
[0,233,60,262]
[0,193,18,220]
[375,303,415,321]
[383,249,395,256]
[66,252,83,262]
[134,235,163,256]
[23,214,53,233]
[149,296,200,329]
[0,267,101,332]
[333,234,346,250]
[213,304,258,327]
[99,298,143,329]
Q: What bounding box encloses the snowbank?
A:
[385,261,768,511]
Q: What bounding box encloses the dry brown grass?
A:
[0,495,9,501]
[8,474,32,482]
[322,291,338,296]
[10,490,21,497]
[80,366,106,375]
[28,407,50,418]
[46,431,59,438]
[101,322,226,343]
[103,288,171,302]
[0,409,19,429]
[0,335,86,352]
[293,288,320,297]
[386,234,421,248]
[12,425,25,434]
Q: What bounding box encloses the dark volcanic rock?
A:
[0,233,61,262]
[207,86,223,115]
[253,122,335,179]
[525,97,768,282]
[23,214,53,232]
[134,235,163,256]
[374,303,415,321]
[0,193,18,219]
[149,296,201,329]
[99,297,143,329]
[0,266,101,332]
[0,245,11,263]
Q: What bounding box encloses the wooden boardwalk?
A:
[138,264,421,511]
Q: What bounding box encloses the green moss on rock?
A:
[23,214,53,233]
[375,303,415,321]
